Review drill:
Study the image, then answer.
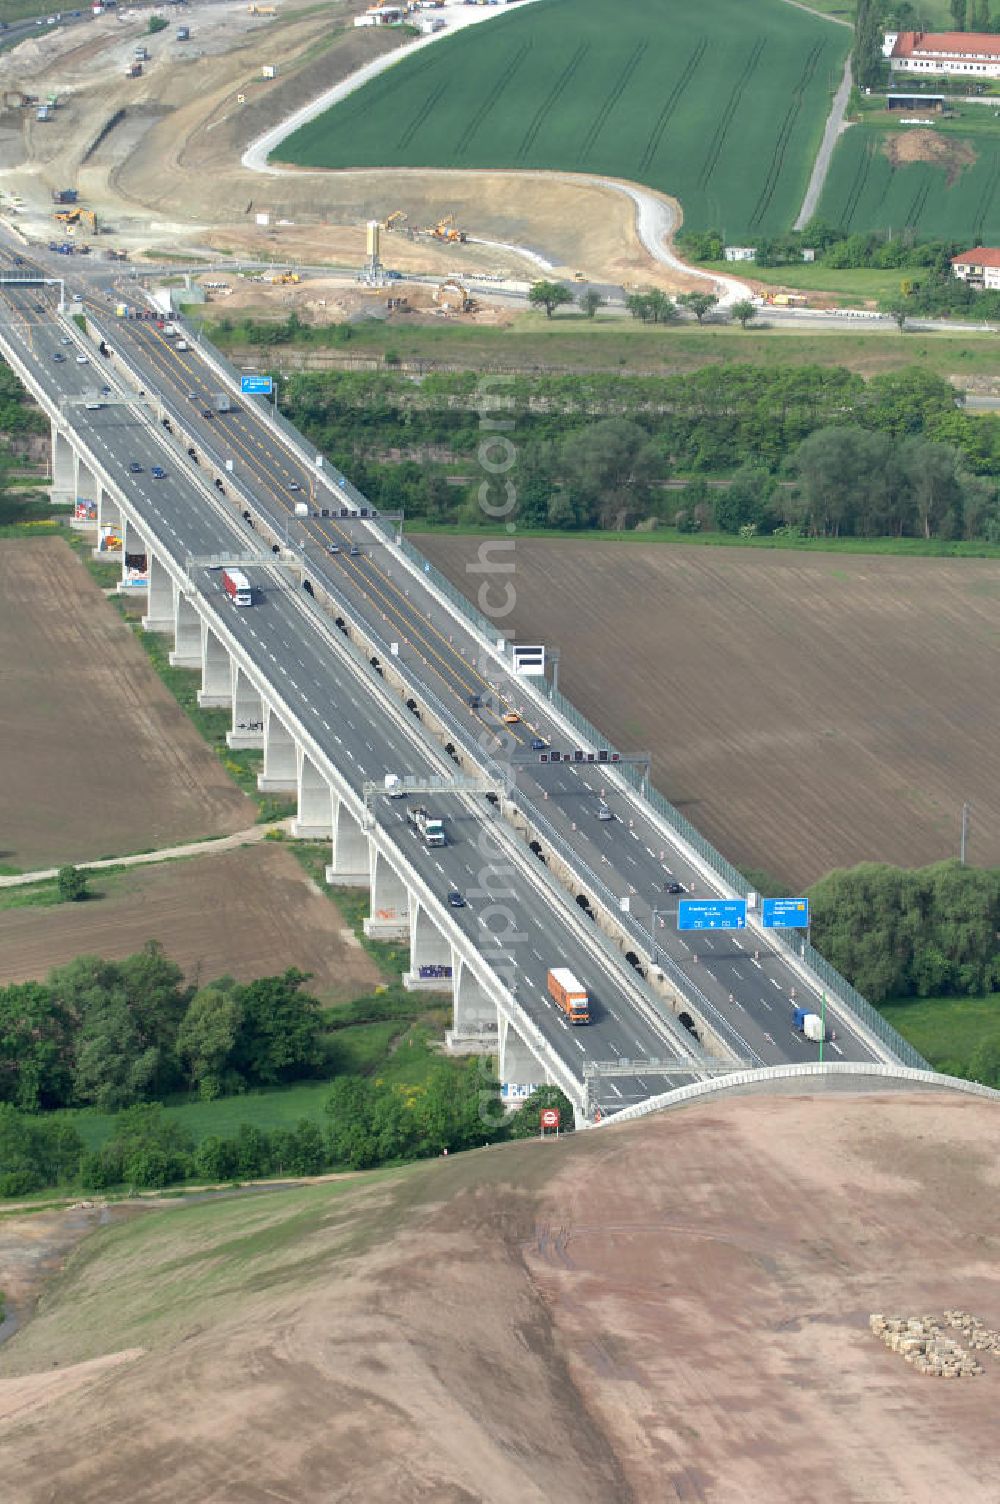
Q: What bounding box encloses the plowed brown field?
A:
[0,843,379,1002]
[423,537,1000,886]
[0,539,251,869]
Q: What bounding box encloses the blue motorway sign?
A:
[761,897,810,929]
[677,899,747,931]
[240,374,273,396]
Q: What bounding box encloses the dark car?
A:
[200,409,214,419]
[664,881,685,895]
[150,465,166,479]
[52,351,66,362]
[530,737,547,751]
[128,461,143,474]
[447,890,466,908]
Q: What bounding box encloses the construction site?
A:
[0,0,686,317]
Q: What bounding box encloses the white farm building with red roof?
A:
[883,30,1000,78]
[951,247,1000,289]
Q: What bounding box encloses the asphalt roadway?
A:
[0,275,717,1115]
[0,245,891,1090]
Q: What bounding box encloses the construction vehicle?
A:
[383,210,407,231]
[52,188,77,204]
[434,280,475,313]
[548,968,590,1025]
[431,214,467,244]
[407,804,445,848]
[53,207,98,234]
[270,271,300,285]
[125,61,142,77]
[248,3,276,12]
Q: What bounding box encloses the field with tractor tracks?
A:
[276,0,850,239]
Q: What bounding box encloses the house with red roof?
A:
[883,30,1000,77]
[951,247,1000,289]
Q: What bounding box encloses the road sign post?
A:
[761,898,810,929]
[240,374,273,396]
[540,1107,560,1136]
[677,899,747,931]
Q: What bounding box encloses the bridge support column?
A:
[141,551,173,633]
[227,666,263,748]
[364,846,410,939]
[94,492,122,557]
[71,458,99,528]
[117,518,149,597]
[197,622,232,708]
[292,750,333,839]
[169,586,202,669]
[498,1017,542,1089]
[451,955,499,1048]
[404,901,454,992]
[258,706,297,792]
[50,424,74,502]
[325,797,370,886]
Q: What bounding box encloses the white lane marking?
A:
[609,1081,623,1098]
[770,978,782,990]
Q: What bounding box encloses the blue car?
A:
[150,465,166,479]
[530,737,547,751]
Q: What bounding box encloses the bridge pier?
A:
[451,955,499,1045]
[405,901,454,992]
[498,1017,542,1088]
[141,551,173,633]
[227,665,263,748]
[94,491,122,556]
[292,750,333,839]
[72,457,99,527]
[258,705,297,792]
[50,424,74,502]
[170,586,202,669]
[197,622,231,709]
[364,846,410,938]
[325,796,369,886]
[117,518,149,597]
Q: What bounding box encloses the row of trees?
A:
[282,364,1000,538]
[0,945,326,1114]
[0,1079,574,1197]
[808,861,1000,1003]
[679,220,963,275]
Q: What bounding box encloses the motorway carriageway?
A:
[0,280,708,1115]
[82,294,886,1072]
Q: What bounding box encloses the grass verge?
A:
[877,993,1000,1078]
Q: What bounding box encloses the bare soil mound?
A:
[882,129,976,185]
[0,1092,998,1501]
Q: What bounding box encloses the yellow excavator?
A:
[384,210,407,231]
[431,214,467,244]
[270,272,300,285]
[54,207,98,233]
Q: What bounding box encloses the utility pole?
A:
[960,802,970,866]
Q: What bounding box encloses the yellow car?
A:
[502,711,520,725]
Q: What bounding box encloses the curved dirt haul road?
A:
[240,10,753,307]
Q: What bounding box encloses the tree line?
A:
[0,944,326,1114]
[279,365,1000,540]
[0,1080,573,1198]
[808,860,1000,1004]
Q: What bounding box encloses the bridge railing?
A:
[187,323,926,1073]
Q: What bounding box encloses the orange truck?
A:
[547,967,590,1025]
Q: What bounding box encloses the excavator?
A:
[53,207,98,233]
[383,210,407,231]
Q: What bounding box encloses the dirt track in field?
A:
[423,537,1000,886]
[0,539,251,870]
[0,842,380,1003]
[1,1091,999,1502]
